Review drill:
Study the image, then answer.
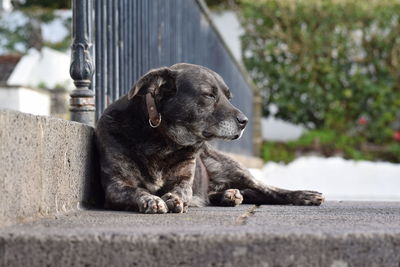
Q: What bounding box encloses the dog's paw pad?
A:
[291,190,325,206]
[138,195,168,214]
[162,193,187,213]
[223,189,243,206]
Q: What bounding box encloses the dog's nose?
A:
[236,114,248,128]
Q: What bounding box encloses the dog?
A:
[95,63,324,213]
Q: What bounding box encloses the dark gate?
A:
[69,0,256,156]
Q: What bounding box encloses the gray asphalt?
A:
[1,201,400,267]
[3,201,400,235]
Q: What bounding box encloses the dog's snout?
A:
[236,113,248,128]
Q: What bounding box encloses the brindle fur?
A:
[95,63,324,214]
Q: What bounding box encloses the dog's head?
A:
[128,63,248,146]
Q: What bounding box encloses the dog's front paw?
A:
[222,189,243,206]
[138,195,168,214]
[290,190,325,206]
[161,193,187,213]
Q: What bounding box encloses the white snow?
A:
[249,156,400,201]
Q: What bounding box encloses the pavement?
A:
[2,201,400,267]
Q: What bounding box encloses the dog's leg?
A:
[200,143,324,206]
[239,188,324,205]
[208,189,243,206]
[160,159,196,213]
[105,182,168,214]
[161,181,193,213]
[99,149,169,214]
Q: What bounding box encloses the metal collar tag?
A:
[146,93,161,128]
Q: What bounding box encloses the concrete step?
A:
[2,111,400,266]
[2,202,400,267]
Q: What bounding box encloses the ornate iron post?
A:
[69,0,95,126]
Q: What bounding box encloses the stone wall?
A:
[0,110,102,227]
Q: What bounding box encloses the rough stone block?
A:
[0,110,102,227]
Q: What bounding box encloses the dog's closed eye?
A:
[203,93,216,100]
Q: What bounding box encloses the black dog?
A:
[95,63,324,213]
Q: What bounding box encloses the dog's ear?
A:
[128,67,176,100]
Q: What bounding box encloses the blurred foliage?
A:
[206,0,240,10]
[263,130,400,164]
[11,0,71,9]
[239,0,400,149]
[0,0,71,54]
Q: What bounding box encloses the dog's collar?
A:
[146,90,161,128]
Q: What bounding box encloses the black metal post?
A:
[69,0,95,126]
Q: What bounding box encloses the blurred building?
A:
[0,47,72,118]
[0,54,50,116]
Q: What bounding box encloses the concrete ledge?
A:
[1,202,400,266]
[0,110,102,227]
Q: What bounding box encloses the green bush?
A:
[262,130,400,163]
[240,0,400,146]
[263,142,296,164]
